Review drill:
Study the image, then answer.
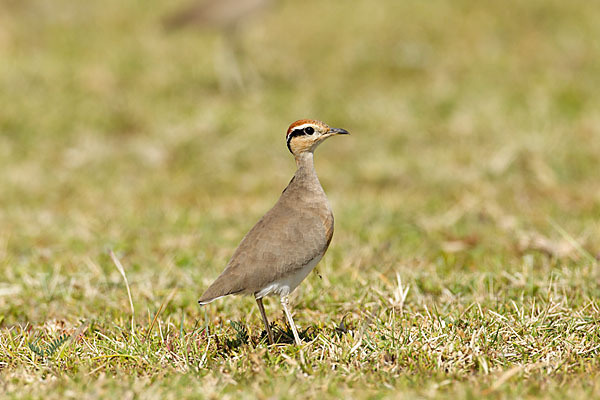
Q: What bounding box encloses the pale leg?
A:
[281,296,302,345]
[255,297,274,345]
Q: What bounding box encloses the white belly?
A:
[255,255,323,299]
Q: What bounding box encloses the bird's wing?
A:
[198,201,332,303]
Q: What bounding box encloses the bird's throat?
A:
[294,151,315,171]
[292,151,323,194]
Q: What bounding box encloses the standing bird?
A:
[198,119,349,345]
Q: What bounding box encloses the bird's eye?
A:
[304,126,315,135]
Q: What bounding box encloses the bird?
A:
[198,119,349,345]
[163,0,271,32]
[163,0,272,90]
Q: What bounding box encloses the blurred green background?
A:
[1,0,599,397]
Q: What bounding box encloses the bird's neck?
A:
[295,151,313,166]
[294,151,316,174]
[293,151,322,191]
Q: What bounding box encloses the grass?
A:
[1,0,600,398]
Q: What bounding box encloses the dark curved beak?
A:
[329,127,349,135]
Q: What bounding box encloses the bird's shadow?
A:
[263,323,316,345]
[216,320,319,353]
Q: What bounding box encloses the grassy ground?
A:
[1,0,600,398]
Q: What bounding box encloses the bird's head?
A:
[286,119,349,155]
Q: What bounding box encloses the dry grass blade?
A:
[391,272,410,313]
[482,363,544,395]
[481,365,525,395]
[548,218,598,266]
[109,250,135,336]
[145,289,178,342]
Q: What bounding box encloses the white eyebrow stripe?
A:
[289,123,316,132]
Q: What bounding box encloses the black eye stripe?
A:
[286,126,315,153]
[287,129,303,152]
